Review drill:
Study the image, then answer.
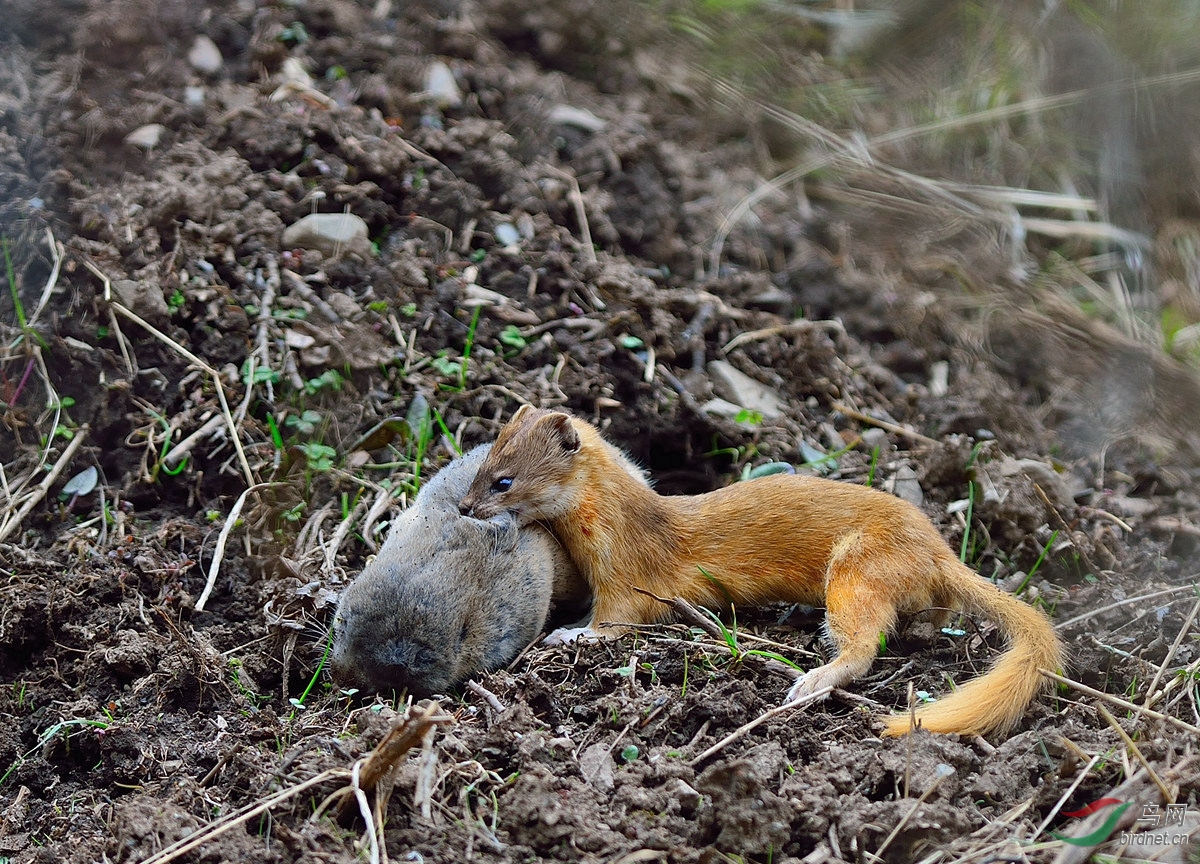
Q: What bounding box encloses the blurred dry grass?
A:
[656,0,1200,468]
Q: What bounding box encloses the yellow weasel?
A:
[460,406,1063,737]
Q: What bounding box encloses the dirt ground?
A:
[1,2,1199,863]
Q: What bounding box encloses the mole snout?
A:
[331,632,443,695]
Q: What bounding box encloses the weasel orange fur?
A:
[459,406,1063,738]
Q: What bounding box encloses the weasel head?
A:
[460,406,582,524]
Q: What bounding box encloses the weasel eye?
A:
[490,477,513,493]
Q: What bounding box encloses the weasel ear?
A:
[538,412,581,454]
[511,403,536,424]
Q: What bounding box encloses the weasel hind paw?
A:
[785,666,844,704]
[544,626,600,646]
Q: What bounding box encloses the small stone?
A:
[929,360,949,397]
[124,124,164,150]
[285,330,316,349]
[707,360,786,419]
[111,279,169,323]
[548,104,606,132]
[424,60,462,108]
[670,779,702,815]
[700,398,744,419]
[889,464,924,507]
[281,213,373,260]
[579,743,615,795]
[187,35,223,75]
[860,427,889,455]
[493,222,521,248]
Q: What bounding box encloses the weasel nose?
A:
[458,501,473,516]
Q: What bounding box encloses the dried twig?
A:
[466,679,506,712]
[328,701,454,820]
[162,414,225,468]
[1032,482,1096,575]
[281,267,340,322]
[689,685,832,767]
[831,400,940,446]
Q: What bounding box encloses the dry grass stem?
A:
[350,760,381,864]
[1040,669,1200,736]
[546,165,597,268]
[1096,704,1175,804]
[689,685,832,767]
[26,227,62,329]
[0,424,90,545]
[831,400,940,446]
[83,258,255,486]
[1158,656,1200,718]
[196,482,277,612]
[141,768,349,864]
[1142,596,1200,712]
[1056,584,1198,630]
[295,499,336,559]
[331,701,453,820]
[0,345,60,511]
[249,258,280,410]
[1030,751,1103,841]
[358,484,397,552]
[323,497,368,575]
[0,461,11,512]
[106,305,135,377]
[415,721,438,819]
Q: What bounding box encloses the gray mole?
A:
[330,444,585,695]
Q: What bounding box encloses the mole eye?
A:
[491,477,513,493]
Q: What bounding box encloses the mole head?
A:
[329,573,470,696]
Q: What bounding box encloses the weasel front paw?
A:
[544,626,601,645]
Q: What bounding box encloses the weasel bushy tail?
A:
[881,560,1063,737]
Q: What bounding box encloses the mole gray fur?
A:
[330,444,584,695]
